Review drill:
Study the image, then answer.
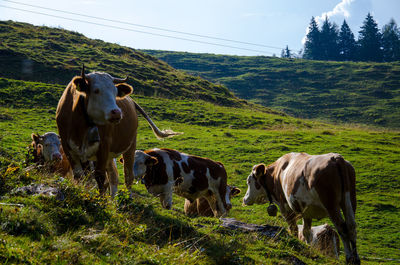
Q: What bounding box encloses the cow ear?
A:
[145,156,158,166]
[31,133,42,144]
[254,164,266,178]
[116,83,133,98]
[72,76,89,93]
[230,187,241,197]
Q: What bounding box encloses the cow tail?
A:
[334,154,357,229]
[134,101,183,139]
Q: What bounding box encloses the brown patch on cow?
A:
[254,164,266,178]
[190,173,208,194]
[181,162,191,174]
[281,160,289,171]
[143,151,169,187]
[173,161,183,186]
[187,157,209,192]
[163,148,182,161]
[254,176,262,190]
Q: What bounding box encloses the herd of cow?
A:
[27,67,360,264]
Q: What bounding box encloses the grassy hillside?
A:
[1,78,399,264]
[142,50,400,129]
[0,20,243,107]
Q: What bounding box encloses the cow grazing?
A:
[29,132,72,177]
[298,223,340,258]
[133,148,230,217]
[184,185,241,217]
[56,66,181,197]
[243,152,360,264]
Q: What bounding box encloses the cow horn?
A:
[112,76,128,84]
[81,64,87,80]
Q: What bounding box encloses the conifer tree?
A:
[338,20,356,61]
[281,45,292,58]
[303,17,321,60]
[320,17,339,60]
[382,18,400,62]
[358,13,382,61]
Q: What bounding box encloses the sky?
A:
[1,0,399,56]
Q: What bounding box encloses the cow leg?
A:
[94,169,108,195]
[107,159,119,198]
[282,208,298,237]
[341,192,360,264]
[317,185,359,264]
[302,218,313,244]
[326,207,357,264]
[122,144,136,197]
[207,180,227,217]
[204,195,219,217]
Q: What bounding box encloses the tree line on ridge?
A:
[282,13,400,62]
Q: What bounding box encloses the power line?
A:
[0,4,279,55]
[3,0,285,51]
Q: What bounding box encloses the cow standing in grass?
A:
[133,148,230,217]
[56,66,181,197]
[243,152,360,264]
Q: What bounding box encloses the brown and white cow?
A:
[29,132,72,177]
[133,148,230,217]
[184,185,241,217]
[298,223,340,258]
[243,152,360,264]
[56,66,181,197]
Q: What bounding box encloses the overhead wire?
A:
[0,1,302,55]
[2,0,286,51]
[0,4,280,55]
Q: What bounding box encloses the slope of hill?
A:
[1,78,399,264]
[0,20,243,107]
[0,20,399,264]
[142,50,400,128]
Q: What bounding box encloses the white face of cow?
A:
[32,132,62,162]
[74,72,133,125]
[243,165,268,206]
[133,150,158,180]
[225,185,241,210]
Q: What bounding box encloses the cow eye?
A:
[94,89,100,94]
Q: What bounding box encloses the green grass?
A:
[0,20,242,107]
[143,50,400,129]
[1,78,399,264]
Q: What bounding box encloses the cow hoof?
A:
[346,257,361,265]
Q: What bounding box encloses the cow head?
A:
[133,150,158,181]
[72,65,133,125]
[31,132,62,162]
[242,164,268,206]
[225,185,241,210]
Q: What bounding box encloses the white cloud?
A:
[302,0,356,44]
[315,0,355,25]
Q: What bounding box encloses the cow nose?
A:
[109,109,122,123]
[52,153,62,161]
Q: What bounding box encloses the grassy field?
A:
[0,20,241,107]
[143,50,400,129]
[1,78,399,264]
